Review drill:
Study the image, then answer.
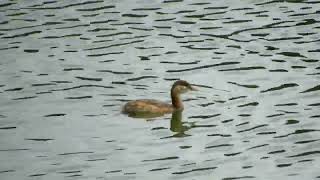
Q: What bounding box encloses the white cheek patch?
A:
[182,87,189,93]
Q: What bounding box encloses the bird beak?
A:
[190,86,199,91]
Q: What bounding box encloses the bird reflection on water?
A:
[122,80,198,137]
[169,110,193,138]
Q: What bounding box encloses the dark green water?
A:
[0,0,319,179]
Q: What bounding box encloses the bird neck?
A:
[171,89,184,110]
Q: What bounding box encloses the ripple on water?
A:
[0,0,319,180]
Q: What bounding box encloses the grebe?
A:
[123,80,197,118]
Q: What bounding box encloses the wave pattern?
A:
[0,0,319,180]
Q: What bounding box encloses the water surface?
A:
[0,0,320,179]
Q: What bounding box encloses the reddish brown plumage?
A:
[123,99,174,115]
[122,80,196,118]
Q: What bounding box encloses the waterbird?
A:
[122,80,198,118]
